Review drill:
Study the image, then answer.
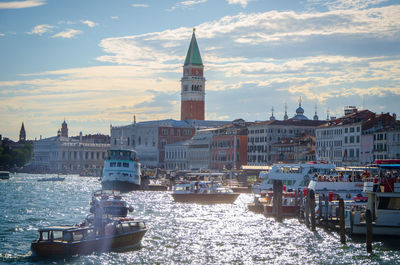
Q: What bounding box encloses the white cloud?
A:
[51,29,83,39]
[0,33,4,37]
[168,0,207,11]
[81,20,98,28]
[226,0,251,8]
[316,0,388,10]
[132,4,149,8]
[111,16,119,20]
[0,0,45,9]
[28,24,54,35]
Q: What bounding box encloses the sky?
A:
[0,0,400,141]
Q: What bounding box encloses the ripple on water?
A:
[1,175,400,264]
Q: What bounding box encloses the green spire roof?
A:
[184,29,203,66]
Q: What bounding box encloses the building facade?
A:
[211,119,250,170]
[29,121,110,176]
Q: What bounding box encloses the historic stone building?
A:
[247,102,327,165]
[28,121,110,176]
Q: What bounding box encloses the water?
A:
[1,174,400,264]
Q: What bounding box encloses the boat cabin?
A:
[106,149,138,162]
[173,181,233,194]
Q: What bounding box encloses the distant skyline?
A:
[1,0,399,141]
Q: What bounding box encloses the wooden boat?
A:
[31,219,148,257]
[90,190,133,217]
[171,181,239,204]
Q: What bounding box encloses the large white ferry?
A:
[101,149,141,192]
[252,161,337,194]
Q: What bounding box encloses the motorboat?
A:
[31,189,148,257]
[90,190,133,217]
[37,176,65,182]
[171,181,239,204]
[263,191,299,218]
[31,219,148,257]
[252,161,337,194]
[0,171,10,180]
[102,149,142,192]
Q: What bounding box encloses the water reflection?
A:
[1,175,400,264]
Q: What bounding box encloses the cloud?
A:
[168,0,207,11]
[226,0,251,8]
[28,24,54,35]
[0,0,45,9]
[312,0,389,10]
[0,33,4,37]
[81,20,98,28]
[51,29,83,39]
[131,4,149,8]
[111,16,119,20]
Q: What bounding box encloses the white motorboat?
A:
[101,149,141,192]
[252,161,337,194]
[172,181,239,204]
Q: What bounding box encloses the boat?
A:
[90,190,133,217]
[346,162,400,236]
[171,181,239,204]
[31,219,148,257]
[101,149,142,192]
[252,161,337,194]
[37,176,65,182]
[263,191,299,218]
[31,189,148,257]
[0,171,10,180]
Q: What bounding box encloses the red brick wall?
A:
[181,100,204,120]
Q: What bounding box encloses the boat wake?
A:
[0,251,32,262]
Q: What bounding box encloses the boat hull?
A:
[31,229,147,257]
[171,193,239,204]
[102,181,141,192]
[264,205,299,218]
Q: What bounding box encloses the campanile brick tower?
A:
[181,28,205,121]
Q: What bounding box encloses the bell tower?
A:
[181,28,205,120]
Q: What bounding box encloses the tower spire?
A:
[313,103,319,120]
[19,122,26,142]
[270,107,276,121]
[284,103,288,120]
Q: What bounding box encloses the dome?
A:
[296,106,304,115]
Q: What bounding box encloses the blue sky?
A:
[1,0,399,141]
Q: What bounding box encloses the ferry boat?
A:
[172,181,239,204]
[346,181,400,236]
[101,149,142,192]
[31,189,148,257]
[252,161,337,194]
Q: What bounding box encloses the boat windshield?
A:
[107,150,136,161]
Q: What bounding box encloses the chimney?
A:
[79,131,83,142]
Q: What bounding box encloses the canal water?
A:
[1,174,400,264]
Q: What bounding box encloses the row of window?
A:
[165,150,187,160]
[60,151,105,160]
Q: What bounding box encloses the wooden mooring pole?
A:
[339,198,346,244]
[366,209,373,253]
[273,180,283,222]
[305,189,310,228]
[309,189,316,231]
